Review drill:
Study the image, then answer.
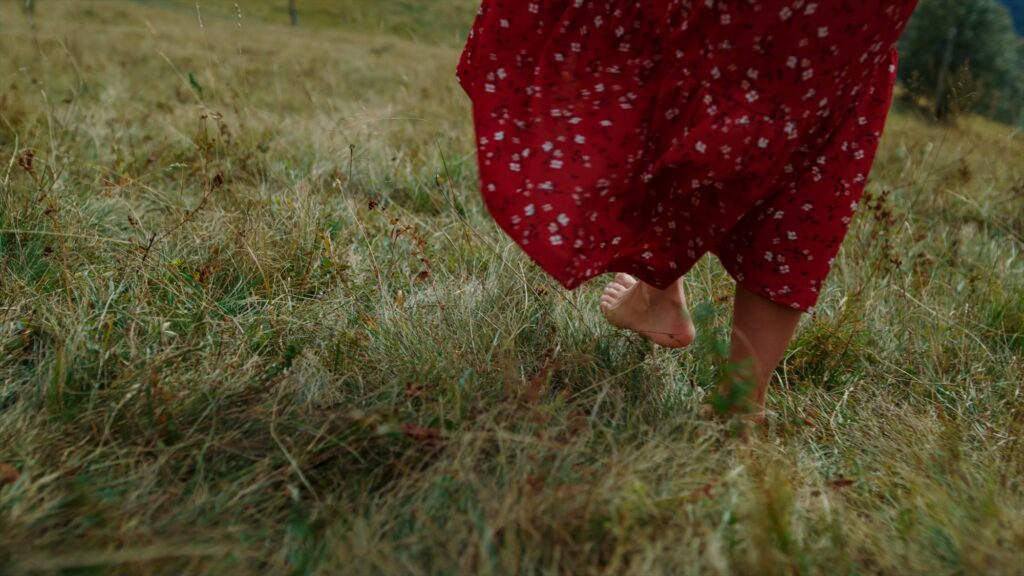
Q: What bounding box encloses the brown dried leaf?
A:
[831,477,856,488]
[401,424,441,444]
[0,462,20,486]
[526,475,545,494]
[524,371,546,405]
[404,382,426,398]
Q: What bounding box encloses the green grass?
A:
[1,1,1023,574]
[133,0,478,46]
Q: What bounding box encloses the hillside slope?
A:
[133,0,478,45]
[1,1,1022,574]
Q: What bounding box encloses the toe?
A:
[614,273,636,286]
[603,282,623,296]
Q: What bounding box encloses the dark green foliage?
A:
[900,0,1024,124]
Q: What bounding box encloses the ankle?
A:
[641,280,685,306]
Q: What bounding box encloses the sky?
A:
[999,0,1024,34]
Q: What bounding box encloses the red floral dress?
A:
[457,0,919,312]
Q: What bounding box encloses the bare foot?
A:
[599,273,696,348]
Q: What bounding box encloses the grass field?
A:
[1,1,1023,574]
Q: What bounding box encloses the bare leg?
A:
[723,284,803,422]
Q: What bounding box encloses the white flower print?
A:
[456,0,915,313]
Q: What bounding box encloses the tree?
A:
[288,0,298,27]
[899,0,1023,124]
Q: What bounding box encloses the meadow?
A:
[0,1,1022,574]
